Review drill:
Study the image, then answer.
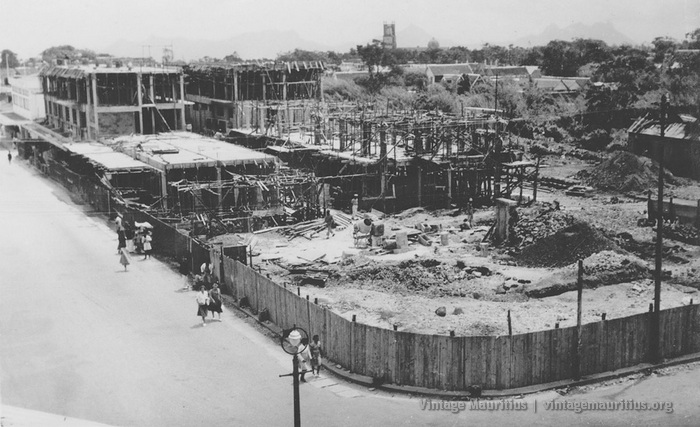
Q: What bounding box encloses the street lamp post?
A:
[279,326,308,427]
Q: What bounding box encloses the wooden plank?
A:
[499,335,512,389]
[691,305,700,353]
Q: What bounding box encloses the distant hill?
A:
[396,24,456,49]
[512,22,635,47]
[103,30,333,61]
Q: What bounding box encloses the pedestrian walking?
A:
[350,194,359,219]
[324,210,335,239]
[297,337,312,382]
[208,282,223,321]
[464,198,474,229]
[309,334,322,376]
[195,286,210,326]
[142,231,152,259]
[7,151,12,164]
[117,230,127,254]
[119,247,131,271]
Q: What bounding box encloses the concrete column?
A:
[217,165,223,208]
[149,75,156,133]
[160,171,168,210]
[75,107,82,140]
[447,167,452,202]
[417,165,422,206]
[137,73,144,134]
[261,74,266,101]
[91,73,99,138]
[179,74,186,130]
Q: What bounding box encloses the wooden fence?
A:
[33,154,700,391]
[221,257,700,391]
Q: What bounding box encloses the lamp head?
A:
[288,329,302,347]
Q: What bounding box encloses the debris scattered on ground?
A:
[575,151,676,193]
[525,251,650,298]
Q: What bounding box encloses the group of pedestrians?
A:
[115,213,155,271]
[195,283,223,326]
[297,335,323,381]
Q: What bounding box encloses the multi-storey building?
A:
[40,64,188,140]
[183,62,325,136]
[10,74,46,120]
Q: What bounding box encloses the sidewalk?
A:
[1,406,116,427]
[224,292,700,399]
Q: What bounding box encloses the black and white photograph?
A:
[1,0,699,425]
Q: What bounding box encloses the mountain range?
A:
[101,22,636,61]
[511,22,635,47]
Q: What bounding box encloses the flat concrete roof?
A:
[63,142,155,172]
[107,132,278,170]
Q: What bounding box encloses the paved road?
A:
[1,145,699,427]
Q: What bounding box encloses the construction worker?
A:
[351,194,359,219]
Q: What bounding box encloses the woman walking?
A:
[297,337,312,382]
[119,247,131,271]
[142,231,153,260]
[195,286,210,326]
[208,282,223,321]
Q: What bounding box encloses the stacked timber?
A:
[279,212,352,240]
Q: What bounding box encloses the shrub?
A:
[579,129,612,151]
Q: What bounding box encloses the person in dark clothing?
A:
[7,152,12,164]
[324,210,335,239]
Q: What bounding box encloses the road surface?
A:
[1,142,699,426]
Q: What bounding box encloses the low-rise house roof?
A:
[628,113,700,141]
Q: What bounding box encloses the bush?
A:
[323,77,365,101]
[414,84,459,113]
[579,129,612,151]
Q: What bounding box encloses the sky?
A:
[1,0,699,60]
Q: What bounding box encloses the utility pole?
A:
[652,94,668,363]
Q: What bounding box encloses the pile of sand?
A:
[575,151,675,193]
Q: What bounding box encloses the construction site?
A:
[10,61,700,343]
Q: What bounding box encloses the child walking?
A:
[195,286,210,326]
[309,335,322,376]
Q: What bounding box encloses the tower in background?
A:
[382,22,396,49]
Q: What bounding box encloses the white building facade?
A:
[11,75,46,120]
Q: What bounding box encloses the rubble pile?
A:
[333,258,497,298]
[664,223,700,246]
[575,151,675,193]
[517,220,619,267]
[614,232,692,263]
[524,250,650,298]
[513,203,576,248]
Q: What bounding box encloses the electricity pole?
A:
[652,94,668,363]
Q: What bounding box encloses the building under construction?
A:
[40,64,188,140]
[228,104,536,212]
[184,62,325,135]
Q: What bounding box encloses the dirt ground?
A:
[212,148,700,336]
